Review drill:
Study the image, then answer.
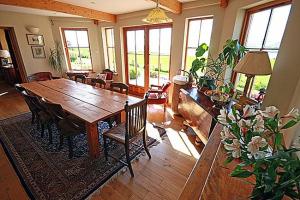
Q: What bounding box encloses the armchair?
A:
[147,81,171,112]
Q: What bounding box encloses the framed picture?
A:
[31,46,46,58]
[26,34,44,45]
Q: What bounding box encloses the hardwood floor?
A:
[0,85,204,200]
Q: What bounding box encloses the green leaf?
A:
[195,43,208,57]
[224,156,234,165]
[275,133,283,147]
[281,120,298,129]
[231,166,253,178]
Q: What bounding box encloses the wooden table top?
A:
[21,79,141,124]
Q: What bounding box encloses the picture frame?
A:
[26,34,44,46]
[31,46,46,58]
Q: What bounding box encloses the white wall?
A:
[0,11,57,76]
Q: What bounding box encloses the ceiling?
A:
[0,0,196,17]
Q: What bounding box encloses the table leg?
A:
[86,122,100,158]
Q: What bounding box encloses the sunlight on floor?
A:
[146,123,163,143]
[166,128,200,159]
[166,107,175,119]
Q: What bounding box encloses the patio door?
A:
[124,24,172,95]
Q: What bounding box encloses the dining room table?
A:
[21,78,141,159]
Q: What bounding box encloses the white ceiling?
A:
[58,0,195,15]
[0,0,196,18]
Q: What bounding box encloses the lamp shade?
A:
[0,50,10,58]
[142,7,172,24]
[234,51,272,75]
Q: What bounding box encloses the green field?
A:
[68,47,92,70]
[127,53,170,79]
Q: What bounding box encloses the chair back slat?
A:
[125,93,149,139]
[91,78,106,88]
[110,82,129,95]
[41,99,66,120]
[74,74,86,83]
[20,91,43,113]
[15,84,26,93]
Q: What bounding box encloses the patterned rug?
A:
[0,113,166,200]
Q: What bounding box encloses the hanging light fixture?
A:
[142,0,172,24]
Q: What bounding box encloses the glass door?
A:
[124,28,145,94]
[124,24,172,95]
[149,27,172,86]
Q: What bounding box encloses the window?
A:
[104,28,116,72]
[184,17,213,71]
[235,1,291,97]
[62,28,92,70]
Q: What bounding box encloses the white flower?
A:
[224,139,241,158]
[283,108,299,119]
[242,105,256,118]
[218,109,236,124]
[238,119,252,128]
[259,106,280,118]
[253,115,264,132]
[247,136,268,155]
[220,126,236,141]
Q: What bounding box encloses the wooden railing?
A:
[178,124,223,200]
[178,124,253,200]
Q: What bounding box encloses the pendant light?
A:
[142,0,172,24]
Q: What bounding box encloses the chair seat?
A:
[38,111,52,123]
[58,119,85,136]
[103,123,129,144]
[148,93,167,104]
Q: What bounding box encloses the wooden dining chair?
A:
[91,78,106,89]
[27,72,54,82]
[103,93,150,177]
[15,84,27,93]
[21,91,53,143]
[74,74,86,84]
[110,82,129,95]
[41,100,86,158]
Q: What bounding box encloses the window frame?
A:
[104,27,116,72]
[61,27,93,71]
[183,16,213,71]
[231,0,292,84]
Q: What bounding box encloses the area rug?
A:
[0,113,166,200]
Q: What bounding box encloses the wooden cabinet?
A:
[178,88,218,144]
[0,65,17,85]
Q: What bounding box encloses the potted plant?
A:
[49,41,64,76]
[218,105,300,199]
[189,39,246,91]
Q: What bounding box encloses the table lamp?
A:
[0,50,11,66]
[234,51,272,97]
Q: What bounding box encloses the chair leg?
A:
[164,103,167,113]
[125,142,134,177]
[143,131,151,159]
[31,113,35,124]
[68,136,73,158]
[47,123,52,144]
[41,123,45,138]
[59,134,64,149]
[103,136,108,161]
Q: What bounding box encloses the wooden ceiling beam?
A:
[220,0,229,8]
[150,0,182,14]
[0,0,116,22]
